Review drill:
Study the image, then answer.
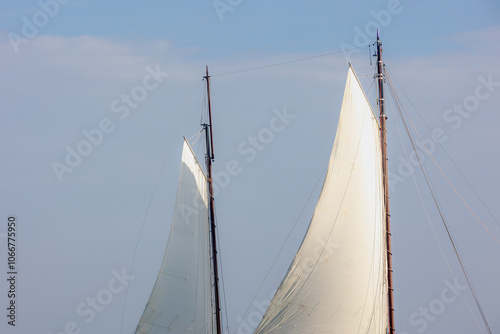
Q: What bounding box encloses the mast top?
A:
[204,65,210,80]
[375,34,385,116]
[204,65,215,161]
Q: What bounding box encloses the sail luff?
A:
[254,66,387,333]
[134,140,214,334]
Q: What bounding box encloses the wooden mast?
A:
[376,32,395,333]
[203,65,222,334]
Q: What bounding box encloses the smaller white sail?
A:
[135,140,214,334]
[254,66,387,333]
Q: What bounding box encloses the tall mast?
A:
[376,32,395,333]
[203,65,222,334]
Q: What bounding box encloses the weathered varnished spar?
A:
[376,33,395,333]
[203,66,222,334]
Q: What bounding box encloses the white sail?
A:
[254,66,387,333]
[135,140,214,334]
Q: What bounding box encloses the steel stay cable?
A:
[211,46,368,78]
[386,88,485,333]
[385,71,492,333]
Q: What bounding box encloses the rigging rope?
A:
[118,108,192,334]
[211,46,368,77]
[214,204,231,334]
[385,67,500,228]
[384,69,493,334]
[385,69,500,245]
[234,163,329,333]
[387,93,485,333]
[188,129,203,146]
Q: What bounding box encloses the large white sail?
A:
[254,66,387,333]
[135,140,214,334]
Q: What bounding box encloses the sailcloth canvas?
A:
[135,140,213,334]
[254,66,387,333]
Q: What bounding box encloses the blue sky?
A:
[2,0,499,57]
[1,1,499,334]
